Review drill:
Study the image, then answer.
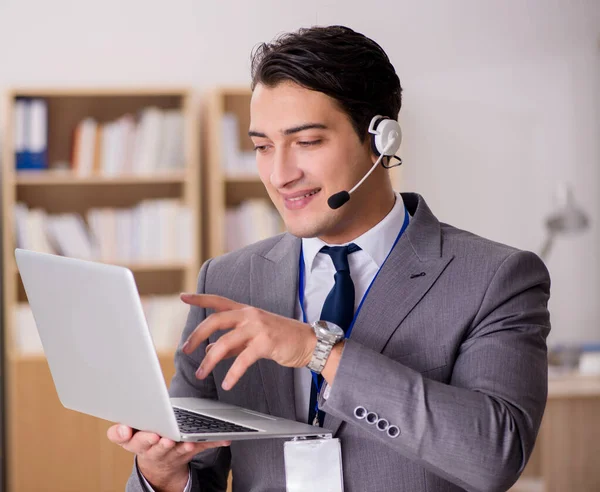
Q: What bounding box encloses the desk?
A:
[513,373,600,492]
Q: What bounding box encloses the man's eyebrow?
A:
[248,123,328,138]
[282,123,328,135]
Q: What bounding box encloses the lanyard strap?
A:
[299,207,410,394]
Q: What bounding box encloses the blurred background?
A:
[0,0,598,491]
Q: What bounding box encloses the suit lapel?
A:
[323,193,454,435]
[347,245,453,353]
[251,234,301,421]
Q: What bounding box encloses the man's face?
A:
[249,82,375,242]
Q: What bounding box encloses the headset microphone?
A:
[327,190,351,209]
[328,115,402,210]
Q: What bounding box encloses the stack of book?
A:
[225,199,283,252]
[13,100,185,176]
[15,199,193,263]
[71,107,185,176]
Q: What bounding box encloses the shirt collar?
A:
[301,192,408,273]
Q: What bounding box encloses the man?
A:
[109,25,551,492]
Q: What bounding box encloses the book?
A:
[70,107,184,176]
[72,118,98,176]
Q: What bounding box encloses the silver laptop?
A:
[15,248,328,442]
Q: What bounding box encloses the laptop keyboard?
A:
[173,407,259,434]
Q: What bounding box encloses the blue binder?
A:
[15,97,48,171]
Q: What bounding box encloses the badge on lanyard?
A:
[284,436,344,492]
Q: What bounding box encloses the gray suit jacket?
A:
[128,193,551,492]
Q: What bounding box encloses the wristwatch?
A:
[307,320,345,374]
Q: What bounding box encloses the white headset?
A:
[327,114,403,209]
[368,115,402,157]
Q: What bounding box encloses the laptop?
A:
[15,248,329,442]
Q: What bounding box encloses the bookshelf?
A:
[1,87,201,492]
[204,87,278,259]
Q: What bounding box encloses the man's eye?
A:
[253,145,270,153]
[297,140,322,147]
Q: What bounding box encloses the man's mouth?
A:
[280,188,322,210]
[287,189,321,202]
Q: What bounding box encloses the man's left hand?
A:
[180,293,317,390]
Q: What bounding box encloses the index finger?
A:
[180,293,245,312]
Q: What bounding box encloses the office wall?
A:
[0,0,598,345]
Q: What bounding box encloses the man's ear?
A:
[363,134,379,165]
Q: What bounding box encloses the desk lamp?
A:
[539,183,590,261]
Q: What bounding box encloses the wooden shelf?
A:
[16,170,188,186]
[2,86,201,492]
[4,350,177,491]
[223,173,261,183]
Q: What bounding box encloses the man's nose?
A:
[270,147,303,189]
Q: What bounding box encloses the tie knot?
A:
[320,243,361,272]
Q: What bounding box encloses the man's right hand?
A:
[107,424,231,492]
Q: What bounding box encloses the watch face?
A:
[316,321,345,338]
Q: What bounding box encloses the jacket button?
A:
[354,406,367,419]
[366,412,378,424]
[387,425,400,438]
[376,418,389,431]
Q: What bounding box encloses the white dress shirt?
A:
[143,192,408,491]
[294,192,409,422]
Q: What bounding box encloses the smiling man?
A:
[109,25,551,492]
[249,83,394,245]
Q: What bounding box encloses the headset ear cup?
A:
[376,119,402,156]
[368,115,402,157]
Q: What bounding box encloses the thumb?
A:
[107,424,132,444]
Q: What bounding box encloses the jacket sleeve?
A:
[127,258,231,492]
[320,250,551,492]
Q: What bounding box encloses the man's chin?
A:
[285,218,340,239]
[284,222,323,239]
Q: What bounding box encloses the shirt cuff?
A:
[140,465,192,492]
[323,381,332,400]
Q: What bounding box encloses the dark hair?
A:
[250,25,402,142]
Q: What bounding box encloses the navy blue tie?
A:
[308,243,361,426]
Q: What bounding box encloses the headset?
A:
[327,115,403,209]
[369,115,402,161]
